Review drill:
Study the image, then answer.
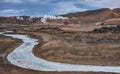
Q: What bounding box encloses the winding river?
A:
[0,31,120,73]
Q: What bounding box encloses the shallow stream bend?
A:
[0,31,120,73]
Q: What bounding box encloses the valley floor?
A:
[0,25,120,74]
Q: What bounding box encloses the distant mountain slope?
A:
[103,18,120,25]
[62,8,120,23]
[112,8,120,15]
[62,8,120,18]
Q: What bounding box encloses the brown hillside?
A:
[62,8,120,23]
[112,8,120,15]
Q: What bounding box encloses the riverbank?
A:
[30,28,120,66]
[0,32,118,74]
[0,25,120,74]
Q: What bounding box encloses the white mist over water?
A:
[41,15,69,24]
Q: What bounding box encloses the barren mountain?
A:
[112,8,120,15]
[62,8,120,24]
[0,8,120,25]
[63,8,120,19]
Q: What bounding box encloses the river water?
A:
[0,31,120,73]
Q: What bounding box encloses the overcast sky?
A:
[0,0,120,16]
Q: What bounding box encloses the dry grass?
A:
[0,25,120,74]
[59,25,102,32]
[31,27,120,66]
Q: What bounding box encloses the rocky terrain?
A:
[93,25,120,33]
